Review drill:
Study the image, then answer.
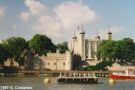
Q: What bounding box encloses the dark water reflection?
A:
[0,77,135,90]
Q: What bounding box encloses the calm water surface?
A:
[0,76,135,90]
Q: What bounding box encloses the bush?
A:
[84,60,113,71]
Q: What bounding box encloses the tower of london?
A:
[69,26,112,66]
[42,26,112,71]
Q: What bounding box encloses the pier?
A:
[18,70,113,77]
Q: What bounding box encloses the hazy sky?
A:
[0,0,134,43]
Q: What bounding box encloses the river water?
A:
[0,76,135,90]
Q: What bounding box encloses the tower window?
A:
[54,62,56,65]
[63,62,65,65]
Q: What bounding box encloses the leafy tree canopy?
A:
[97,38,135,65]
[28,34,56,55]
[0,44,8,65]
[56,41,68,53]
[3,37,27,65]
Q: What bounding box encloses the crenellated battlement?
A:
[40,50,72,71]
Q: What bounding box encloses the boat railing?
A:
[112,69,135,76]
[58,72,97,78]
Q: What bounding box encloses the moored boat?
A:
[57,72,98,84]
[110,69,135,80]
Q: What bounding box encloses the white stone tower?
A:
[94,29,101,61]
[71,31,77,52]
[66,50,72,70]
[107,26,112,40]
[107,31,112,40]
[78,25,85,61]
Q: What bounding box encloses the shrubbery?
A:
[84,60,113,71]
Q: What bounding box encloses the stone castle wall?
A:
[40,51,72,71]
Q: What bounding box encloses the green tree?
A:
[116,38,135,65]
[0,43,8,65]
[28,34,56,55]
[97,38,135,65]
[57,41,68,53]
[3,37,27,66]
[97,40,117,61]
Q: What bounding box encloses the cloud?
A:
[20,12,30,22]
[0,7,6,20]
[20,0,48,21]
[21,0,99,42]
[33,15,63,38]
[24,0,48,16]
[54,2,99,29]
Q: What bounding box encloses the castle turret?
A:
[107,26,112,40]
[71,31,77,52]
[107,31,112,40]
[66,50,72,70]
[79,30,85,61]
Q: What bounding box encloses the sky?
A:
[0,0,135,43]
